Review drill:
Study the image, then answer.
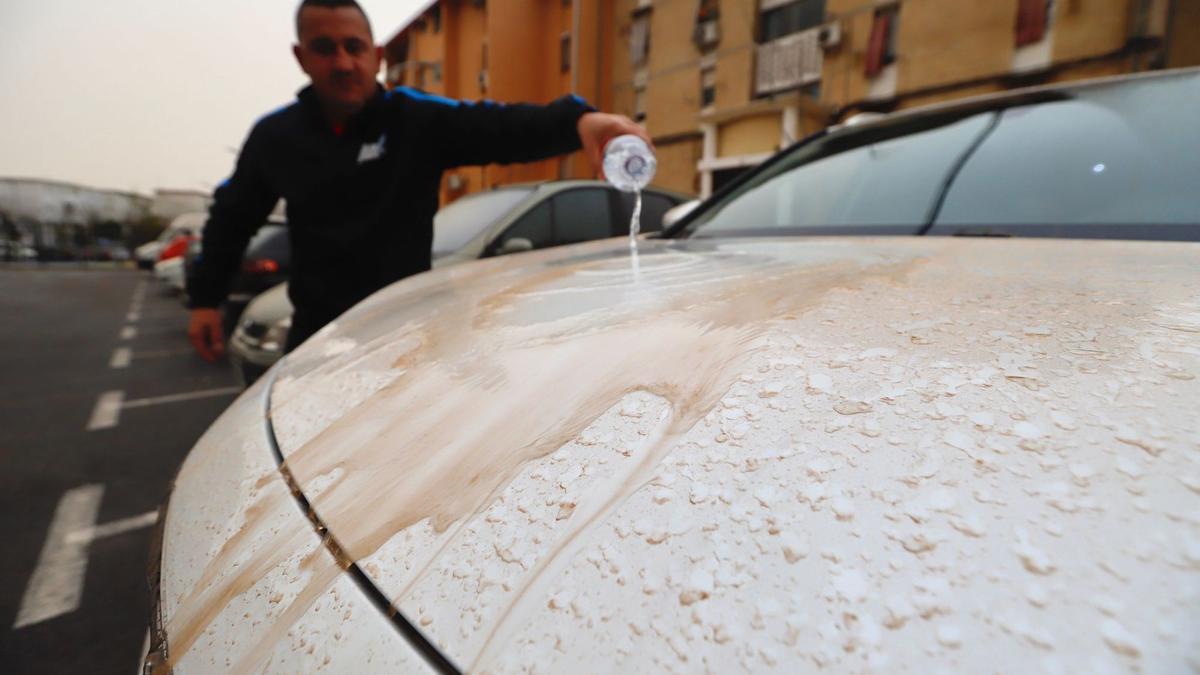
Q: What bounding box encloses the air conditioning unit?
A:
[817,21,841,48]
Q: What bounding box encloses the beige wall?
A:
[820,2,875,107]
[644,0,704,138]
[715,48,755,111]
[895,0,1015,92]
[714,0,757,111]
[653,138,702,195]
[1052,0,1131,62]
[1167,0,1200,67]
[718,114,781,157]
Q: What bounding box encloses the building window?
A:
[864,5,899,77]
[694,0,720,49]
[430,5,441,33]
[760,0,826,43]
[701,66,716,108]
[634,87,647,122]
[1015,0,1051,46]
[630,15,651,67]
[561,33,571,73]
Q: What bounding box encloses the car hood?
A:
[268,236,1200,672]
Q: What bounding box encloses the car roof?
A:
[831,65,1200,133]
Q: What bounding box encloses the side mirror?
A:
[661,200,701,230]
[497,237,534,256]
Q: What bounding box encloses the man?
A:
[188,0,650,360]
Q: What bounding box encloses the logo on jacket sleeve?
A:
[357,134,387,164]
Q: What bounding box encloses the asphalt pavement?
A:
[0,265,241,674]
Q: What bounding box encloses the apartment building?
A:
[613,0,1199,197]
[385,1,1197,202]
[383,0,616,205]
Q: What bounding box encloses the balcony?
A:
[755,27,823,96]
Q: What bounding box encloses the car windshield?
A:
[432,188,535,256]
[686,71,1200,241]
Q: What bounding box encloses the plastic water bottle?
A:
[602,135,656,193]
[604,135,656,258]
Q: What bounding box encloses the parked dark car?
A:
[184,218,289,335]
[228,180,692,384]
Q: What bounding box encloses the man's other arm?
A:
[187,124,279,362]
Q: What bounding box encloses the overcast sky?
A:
[0,0,427,195]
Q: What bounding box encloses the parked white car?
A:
[136,212,207,270]
[153,256,186,293]
[146,70,1200,673]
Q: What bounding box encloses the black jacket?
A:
[189,85,593,339]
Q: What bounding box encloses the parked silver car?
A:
[229,179,691,385]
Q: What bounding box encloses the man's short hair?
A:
[295,0,373,39]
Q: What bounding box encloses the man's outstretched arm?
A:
[187,124,279,362]
[394,90,650,177]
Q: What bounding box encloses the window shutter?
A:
[1015,0,1047,46]
[864,12,892,77]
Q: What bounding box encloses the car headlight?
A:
[259,316,291,354]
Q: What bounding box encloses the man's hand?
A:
[188,308,225,362]
[577,112,653,181]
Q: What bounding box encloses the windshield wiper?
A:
[918,111,1002,235]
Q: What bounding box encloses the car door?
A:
[489,200,553,256]
[549,188,615,245]
[612,189,680,235]
[488,187,616,256]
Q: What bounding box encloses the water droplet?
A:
[831,497,856,521]
[808,373,833,393]
[1014,421,1043,440]
[832,569,869,603]
[1100,619,1142,658]
[935,624,963,648]
[1014,531,1056,575]
[780,532,810,563]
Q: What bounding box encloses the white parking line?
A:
[65,510,158,545]
[85,387,240,431]
[86,391,125,431]
[119,326,137,340]
[14,484,105,629]
[109,347,132,369]
[126,312,141,323]
[122,387,241,409]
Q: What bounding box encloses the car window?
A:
[690,113,995,237]
[614,191,678,234]
[687,71,1200,241]
[433,188,534,256]
[552,189,613,244]
[499,201,552,250]
[245,224,289,260]
[931,74,1200,233]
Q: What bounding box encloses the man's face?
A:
[293,6,382,118]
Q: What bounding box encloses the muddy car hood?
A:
[266,236,1200,672]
